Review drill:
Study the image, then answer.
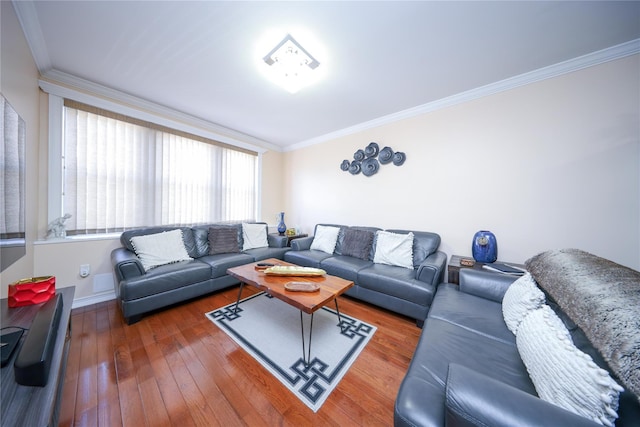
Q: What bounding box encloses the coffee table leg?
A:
[334,299,345,331]
[234,282,245,314]
[300,311,314,367]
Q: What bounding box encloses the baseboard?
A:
[71,291,116,309]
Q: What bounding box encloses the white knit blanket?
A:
[525,249,640,400]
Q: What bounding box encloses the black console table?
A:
[1,286,74,427]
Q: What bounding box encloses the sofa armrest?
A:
[111,248,145,282]
[445,364,601,427]
[267,234,289,248]
[458,269,518,302]
[416,250,447,286]
[290,236,314,251]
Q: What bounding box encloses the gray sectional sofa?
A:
[284,224,447,326]
[111,222,290,324]
[395,249,640,427]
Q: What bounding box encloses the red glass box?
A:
[8,276,56,308]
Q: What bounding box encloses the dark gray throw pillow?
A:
[208,226,240,255]
[341,229,374,261]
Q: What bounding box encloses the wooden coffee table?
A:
[227,258,354,365]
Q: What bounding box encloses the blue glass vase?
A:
[276,212,287,235]
[472,230,497,263]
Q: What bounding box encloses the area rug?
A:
[205,292,376,412]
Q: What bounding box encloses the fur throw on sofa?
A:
[525,249,640,400]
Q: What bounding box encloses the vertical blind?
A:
[63,102,257,234]
[1,95,26,239]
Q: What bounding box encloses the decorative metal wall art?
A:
[340,142,406,177]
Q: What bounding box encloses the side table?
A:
[271,233,308,247]
[447,254,525,285]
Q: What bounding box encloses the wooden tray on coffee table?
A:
[284,282,320,292]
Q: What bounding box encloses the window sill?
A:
[34,233,121,245]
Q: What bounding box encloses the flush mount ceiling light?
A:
[262,34,321,94]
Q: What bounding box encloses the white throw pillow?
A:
[242,223,268,250]
[517,305,623,426]
[373,231,414,269]
[502,273,546,334]
[310,225,341,254]
[130,229,192,271]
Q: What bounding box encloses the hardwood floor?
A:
[59,286,421,426]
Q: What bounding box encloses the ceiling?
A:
[13,1,640,151]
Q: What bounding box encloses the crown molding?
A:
[12,0,52,73]
[39,70,278,154]
[285,38,640,152]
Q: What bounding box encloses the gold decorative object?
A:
[264,266,326,276]
[284,282,320,292]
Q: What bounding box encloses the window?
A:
[60,101,257,235]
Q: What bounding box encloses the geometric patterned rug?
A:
[205,292,376,412]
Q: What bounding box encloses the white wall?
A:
[283,55,640,270]
[1,2,41,291]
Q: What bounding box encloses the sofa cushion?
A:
[310,225,341,254]
[517,305,623,426]
[428,283,515,346]
[395,316,535,427]
[129,229,193,271]
[284,249,333,268]
[198,253,255,278]
[373,231,414,269]
[341,228,375,260]
[242,223,268,250]
[208,226,240,254]
[387,229,441,267]
[191,227,210,258]
[357,263,432,304]
[459,268,518,302]
[121,226,178,252]
[444,364,602,427]
[321,255,371,282]
[337,226,379,255]
[502,273,546,335]
[119,259,211,300]
[244,246,290,262]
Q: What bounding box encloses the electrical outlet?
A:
[79,264,91,278]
